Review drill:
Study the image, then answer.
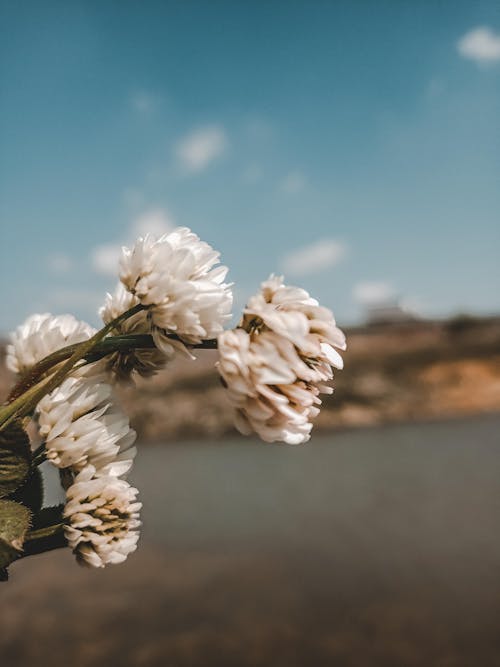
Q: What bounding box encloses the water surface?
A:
[3,415,500,666]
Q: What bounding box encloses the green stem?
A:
[8,332,219,402]
[7,335,148,401]
[22,523,67,558]
[25,523,65,542]
[32,443,47,467]
[0,304,146,431]
[0,377,52,430]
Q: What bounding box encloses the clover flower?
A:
[243,275,346,373]
[100,283,168,382]
[0,229,349,577]
[119,227,232,355]
[64,465,141,568]
[7,313,96,376]
[218,329,322,444]
[37,375,136,472]
[217,276,346,444]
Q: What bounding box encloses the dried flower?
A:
[217,276,346,444]
[100,283,168,382]
[243,275,345,373]
[218,328,324,444]
[119,228,232,355]
[37,375,136,472]
[7,313,96,376]
[64,465,141,568]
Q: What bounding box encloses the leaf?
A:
[9,468,44,514]
[0,499,31,568]
[22,505,67,558]
[0,567,8,582]
[0,421,31,498]
[31,504,65,531]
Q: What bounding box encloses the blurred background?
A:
[1,1,499,665]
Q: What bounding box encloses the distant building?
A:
[365,300,418,326]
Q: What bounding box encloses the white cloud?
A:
[281,239,346,276]
[122,187,145,210]
[47,253,73,274]
[175,126,228,173]
[91,243,123,277]
[457,27,500,63]
[130,208,175,238]
[426,78,445,99]
[280,170,306,194]
[245,117,274,140]
[131,91,158,115]
[242,164,262,185]
[47,288,104,312]
[353,281,396,306]
[91,207,176,277]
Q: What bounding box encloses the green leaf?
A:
[0,421,31,498]
[31,504,65,531]
[0,499,31,568]
[9,468,44,514]
[22,505,67,559]
[0,542,17,569]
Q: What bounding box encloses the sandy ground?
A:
[1,415,500,666]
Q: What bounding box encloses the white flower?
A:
[218,329,322,444]
[99,283,169,381]
[243,275,346,371]
[37,375,136,472]
[217,276,346,445]
[64,465,141,568]
[7,313,96,375]
[119,227,232,355]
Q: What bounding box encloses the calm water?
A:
[3,415,500,666]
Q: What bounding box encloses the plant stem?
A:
[0,304,146,431]
[7,333,218,402]
[25,523,65,542]
[22,523,67,558]
[32,443,47,467]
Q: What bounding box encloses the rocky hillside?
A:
[2,315,500,442]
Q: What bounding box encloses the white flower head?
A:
[64,465,141,568]
[218,329,322,444]
[217,276,346,445]
[7,313,96,376]
[243,275,346,370]
[37,375,136,472]
[99,283,169,381]
[119,228,233,355]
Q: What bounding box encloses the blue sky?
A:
[1,1,499,333]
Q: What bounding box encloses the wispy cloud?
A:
[353,281,395,305]
[91,207,175,277]
[91,243,123,277]
[34,287,104,326]
[47,288,104,311]
[175,125,228,174]
[121,187,145,210]
[425,78,445,99]
[457,26,500,63]
[130,91,158,115]
[46,253,73,274]
[130,208,175,238]
[280,170,306,194]
[245,117,274,140]
[242,164,262,185]
[281,239,346,276]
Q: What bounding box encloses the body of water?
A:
[2,415,500,666]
